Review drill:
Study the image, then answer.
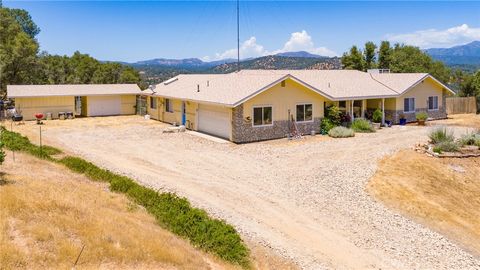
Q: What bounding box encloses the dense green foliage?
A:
[0,126,250,267]
[428,127,454,144]
[60,156,250,267]
[328,126,355,138]
[0,4,143,93]
[351,119,375,133]
[0,127,62,159]
[320,105,344,134]
[415,112,428,121]
[342,41,451,83]
[372,109,383,123]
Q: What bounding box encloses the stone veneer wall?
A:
[384,108,447,124]
[232,104,321,143]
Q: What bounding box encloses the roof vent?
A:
[367,69,390,74]
[164,77,178,85]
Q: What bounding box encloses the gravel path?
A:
[18,117,480,269]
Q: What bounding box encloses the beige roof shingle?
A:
[143,70,452,106]
[7,84,142,98]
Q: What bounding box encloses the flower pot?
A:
[372,122,381,129]
[418,120,425,126]
[399,119,407,125]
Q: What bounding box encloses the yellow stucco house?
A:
[7,84,141,120]
[143,69,454,143]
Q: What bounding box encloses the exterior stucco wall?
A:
[146,96,161,120]
[389,77,449,123]
[120,95,137,115]
[242,78,328,122]
[15,96,75,120]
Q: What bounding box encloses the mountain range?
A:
[128,42,480,85]
[425,41,480,70]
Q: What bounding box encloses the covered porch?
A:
[331,98,397,125]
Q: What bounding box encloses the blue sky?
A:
[4,1,480,62]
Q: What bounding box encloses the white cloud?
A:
[205,30,337,61]
[272,30,337,57]
[386,24,480,49]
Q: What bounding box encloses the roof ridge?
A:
[368,73,401,94]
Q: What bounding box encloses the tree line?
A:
[0,2,143,95]
[342,41,480,111]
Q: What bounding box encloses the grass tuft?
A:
[428,127,454,144]
[351,119,375,133]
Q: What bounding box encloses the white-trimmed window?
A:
[428,96,439,111]
[150,97,157,109]
[165,98,173,113]
[253,106,273,126]
[296,103,313,122]
[404,98,415,113]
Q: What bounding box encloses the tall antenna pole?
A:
[237,0,240,72]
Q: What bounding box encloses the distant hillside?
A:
[425,41,480,71]
[131,58,236,68]
[210,55,341,73]
[275,51,325,58]
[129,55,341,85]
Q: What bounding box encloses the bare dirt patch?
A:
[429,113,480,129]
[7,116,480,269]
[368,149,480,256]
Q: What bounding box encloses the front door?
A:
[181,101,186,125]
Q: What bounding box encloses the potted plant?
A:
[416,112,428,126]
[372,108,382,129]
[399,113,407,125]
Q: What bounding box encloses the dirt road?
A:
[12,116,480,269]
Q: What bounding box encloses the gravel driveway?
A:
[17,116,480,269]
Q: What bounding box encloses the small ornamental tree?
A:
[372,109,383,123]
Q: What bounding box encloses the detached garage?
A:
[7,84,142,120]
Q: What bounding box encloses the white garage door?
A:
[88,96,121,116]
[198,104,231,139]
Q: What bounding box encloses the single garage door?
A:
[198,104,231,139]
[88,96,121,116]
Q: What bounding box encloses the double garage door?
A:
[197,104,231,139]
[88,96,121,116]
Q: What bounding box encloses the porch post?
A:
[381,98,385,125]
[351,100,354,121]
[361,100,366,118]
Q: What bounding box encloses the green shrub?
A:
[458,132,480,147]
[351,119,375,133]
[320,118,336,134]
[0,127,62,160]
[428,127,454,144]
[328,126,355,138]
[326,105,342,126]
[372,109,383,123]
[416,112,428,121]
[433,141,459,153]
[58,156,250,267]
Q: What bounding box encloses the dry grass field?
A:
[0,153,237,270]
[368,149,480,256]
[430,113,480,128]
